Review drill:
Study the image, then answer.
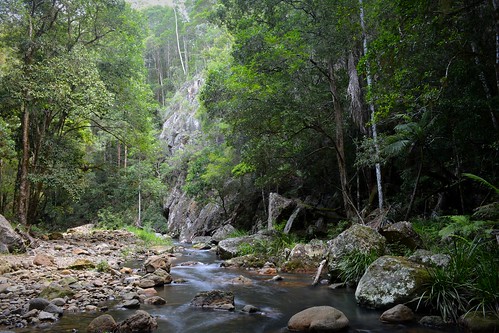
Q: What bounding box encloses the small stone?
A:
[271,275,283,281]
[28,298,50,311]
[32,253,56,267]
[51,298,65,306]
[43,303,63,316]
[230,275,252,285]
[38,311,57,321]
[242,305,259,313]
[120,299,140,309]
[138,288,158,297]
[143,296,166,305]
[419,315,446,328]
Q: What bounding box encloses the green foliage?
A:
[462,173,499,195]
[97,209,125,230]
[96,260,110,273]
[438,215,494,241]
[236,232,300,259]
[125,225,172,247]
[327,220,351,240]
[227,228,248,238]
[418,237,499,322]
[337,249,379,285]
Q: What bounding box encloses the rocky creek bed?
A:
[0,224,176,331]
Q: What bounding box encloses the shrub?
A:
[418,236,499,322]
[125,226,172,247]
[337,249,379,285]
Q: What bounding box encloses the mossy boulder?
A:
[39,283,74,300]
[355,255,430,309]
[68,258,95,270]
[217,231,276,260]
[327,224,385,275]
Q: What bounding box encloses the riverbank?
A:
[0,224,175,330]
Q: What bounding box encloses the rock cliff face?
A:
[160,77,261,241]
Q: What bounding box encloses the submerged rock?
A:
[190,290,235,311]
[287,306,349,332]
[355,256,430,309]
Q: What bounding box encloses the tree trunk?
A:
[359,0,384,211]
[328,60,354,219]
[174,7,186,76]
[17,104,30,225]
[493,0,499,93]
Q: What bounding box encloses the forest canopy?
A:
[0,0,498,231]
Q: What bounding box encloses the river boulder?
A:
[0,214,25,254]
[287,306,349,332]
[327,224,385,274]
[190,290,235,311]
[267,193,296,229]
[355,256,430,309]
[379,304,414,323]
[380,221,423,250]
[87,314,117,333]
[144,254,171,273]
[117,310,158,333]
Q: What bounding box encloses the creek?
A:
[15,245,460,333]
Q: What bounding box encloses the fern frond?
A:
[462,173,499,194]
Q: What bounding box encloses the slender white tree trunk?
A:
[359,0,384,211]
[174,7,186,76]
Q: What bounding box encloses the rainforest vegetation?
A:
[0,0,498,324]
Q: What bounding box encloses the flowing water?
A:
[13,246,461,333]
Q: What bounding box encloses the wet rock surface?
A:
[0,226,173,330]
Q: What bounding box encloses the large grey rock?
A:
[0,214,25,253]
[217,231,275,260]
[380,221,423,250]
[327,224,385,274]
[190,290,235,311]
[211,224,236,243]
[117,310,157,333]
[287,306,349,332]
[355,256,430,309]
[267,193,295,230]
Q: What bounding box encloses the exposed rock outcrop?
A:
[0,214,25,253]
